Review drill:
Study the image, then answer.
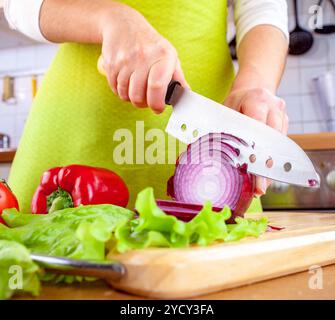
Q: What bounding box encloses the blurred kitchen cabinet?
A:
[0,163,11,180]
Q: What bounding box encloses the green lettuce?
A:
[0,187,267,295]
[0,204,134,283]
[1,204,134,257]
[0,240,40,300]
[115,188,268,253]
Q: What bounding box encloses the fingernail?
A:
[153,108,163,115]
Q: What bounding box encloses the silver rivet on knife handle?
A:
[30,253,125,281]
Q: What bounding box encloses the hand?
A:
[99,6,188,113]
[224,87,289,196]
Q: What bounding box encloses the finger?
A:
[268,97,287,133]
[100,51,120,95]
[240,88,271,123]
[128,66,150,108]
[101,58,118,95]
[241,101,269,124]
[147,57,176,113]
[116,67,133,101]
[266,109,284,132]
[255,177,268,196]
[282,113,289,135]
[106,70,118,96]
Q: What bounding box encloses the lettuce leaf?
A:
[0,205,134,283]
[0,187,267,295]
[0,240,40,300]
[115,188,267,253]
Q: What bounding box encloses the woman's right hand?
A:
[99,4,188,113]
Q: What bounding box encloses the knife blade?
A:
[165,82,320,188]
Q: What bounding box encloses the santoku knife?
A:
[165,81,320,188]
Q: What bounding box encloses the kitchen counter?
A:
[289,132,335,151]
[0,148,16,163]
[16,264,335,300]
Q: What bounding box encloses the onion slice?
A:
[167,133,256,221]
[156,199,222,222]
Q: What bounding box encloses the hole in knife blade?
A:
[284,162,292,172]
[249,154,256,163]
[181,124,187,131]
[192,129,199,138]
[266,157,273,168]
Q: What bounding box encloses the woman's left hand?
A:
[224,87,289,196]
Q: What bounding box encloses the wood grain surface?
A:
[16,264,335,300]
[103,211,335,298]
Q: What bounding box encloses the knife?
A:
[165,81,320,188]
[97,58,319,188]
[31,253,125,280]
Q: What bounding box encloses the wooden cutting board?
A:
[107,211,335,299]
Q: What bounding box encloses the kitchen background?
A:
[0,0,334,180]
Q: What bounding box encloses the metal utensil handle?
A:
[293,0,300,27]
[30,253,125,281]
[328,0,335,11]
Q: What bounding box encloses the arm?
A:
[4,0,187,113]
[39,0,124,44]
[226,25,288,130]
[225,0,289,195]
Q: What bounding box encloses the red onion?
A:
[156,199,223,222]
[267,225,284,232]
[165,133,256,221]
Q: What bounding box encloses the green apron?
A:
[9,0,262,213]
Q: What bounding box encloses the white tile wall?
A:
[0,163,11,180]
[279,0,335,134]
[0,44,58,147]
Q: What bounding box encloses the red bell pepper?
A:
[0,179,19,225]
[31,165,129,214]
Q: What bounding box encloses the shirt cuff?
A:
[4,0,51,43]
[234,0,289,49]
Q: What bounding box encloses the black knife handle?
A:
[165,80,181,105]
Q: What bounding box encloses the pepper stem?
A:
[0,179,12,191]
[47,188,73,213]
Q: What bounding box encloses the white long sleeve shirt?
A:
[4,0,289,48]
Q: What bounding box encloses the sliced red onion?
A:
[267,225,285,232]
[167,133,256,221]
[156,199,222,222]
